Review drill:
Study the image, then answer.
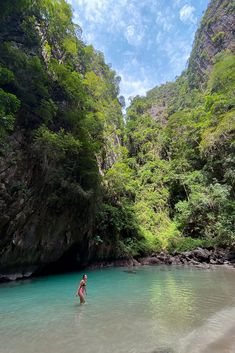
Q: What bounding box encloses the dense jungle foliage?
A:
[122,50,235,253]
[0,0,132,262]
[100,0,235,254]
[0,0,234,264]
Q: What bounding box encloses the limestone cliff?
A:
[188,0,235,88]
[0,0,123,280]
[0,0,234,281]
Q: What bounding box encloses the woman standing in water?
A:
[76,274,87,304]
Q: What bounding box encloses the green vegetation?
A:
[0,0,126,259]
[0,0,234,267]
[121,49,235,253]
[212,32,225,47]
[0,66,20,137]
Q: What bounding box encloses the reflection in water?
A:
[123,269,138,274]
[149,270,196,333]
[0,266,234,353]
[178,307,235,353]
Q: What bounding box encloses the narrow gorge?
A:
[0,0,234,281]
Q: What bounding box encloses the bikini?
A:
[79,282,86,295]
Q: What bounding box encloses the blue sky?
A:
[68,0,210,104]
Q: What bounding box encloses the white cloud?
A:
[120,74,153,103]
[69,0,147,46]
[70,0,109,24]
[160,36,191,78]
[179,4,197,24]
[173,0,185,8]
[124,25,144,46]
[119,62,156,105]
[156,31,163,44]
[155,10,174,32]
[68,0,205,101]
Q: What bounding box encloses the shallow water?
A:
[0,265,235,353]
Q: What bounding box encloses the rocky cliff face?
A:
[187,0,235,88]
[0,133,95,281]
[143,0,235,122]
[0,0,123,281]
[0,0,234,281]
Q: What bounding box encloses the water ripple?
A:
[0,266,235,353]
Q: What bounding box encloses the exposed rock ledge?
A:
[1,247,234,282]
[88,247,235,270]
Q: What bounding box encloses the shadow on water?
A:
[123,269,138,274]
[0,278,33,288]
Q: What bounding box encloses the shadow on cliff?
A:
[35,243,87,277]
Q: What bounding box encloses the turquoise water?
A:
[0,265,235,353]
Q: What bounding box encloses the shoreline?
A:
[88,247,235,271]
[1,246,234,283]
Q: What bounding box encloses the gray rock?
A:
[195,263,210,269]
[193,247,211,260]
[181,251,193,259]
[188,259,200,265]
[140,257,161,265]
[171,256,182,265]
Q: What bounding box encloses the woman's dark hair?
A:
[82,274,86,279]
